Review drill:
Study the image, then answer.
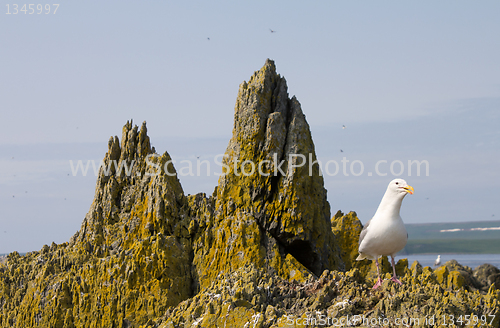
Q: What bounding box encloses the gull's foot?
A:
[390,276,403,285]
[372,277,383,289]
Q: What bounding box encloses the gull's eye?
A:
[395,182,399,185]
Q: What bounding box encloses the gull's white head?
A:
[387,178,414,196]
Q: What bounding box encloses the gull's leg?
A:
[390,256,403,285]
[372,258,383,289]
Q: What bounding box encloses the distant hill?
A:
[401,220,500,254]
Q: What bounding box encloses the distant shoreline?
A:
[402,238,500,255]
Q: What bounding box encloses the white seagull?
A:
[434,255,441,267]
[357,179,414,289]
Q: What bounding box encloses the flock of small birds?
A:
[8,157,75,201]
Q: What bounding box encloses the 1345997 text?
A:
[6,4,59,14]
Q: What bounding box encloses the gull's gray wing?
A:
[358,218,372,248]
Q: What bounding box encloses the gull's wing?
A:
[358,218,372,248]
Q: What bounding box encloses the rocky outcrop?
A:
[161,263,499,328]
[191,59,343,292]
[0,121,194,327]
[0,60,498,327]
[331,211,363,271]
[474,264,500,292]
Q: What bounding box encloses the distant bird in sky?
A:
[269,29,276,33]
[434,255,441,267]
[340,125,346,152]
[357,179,414,289]
[207,37,210,41]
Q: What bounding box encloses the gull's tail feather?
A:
[356,253,366,261]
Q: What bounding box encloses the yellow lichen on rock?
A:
[330,210,363,271]
[192,59,344,291]
[0,120,195,327]
[435,265,449,285]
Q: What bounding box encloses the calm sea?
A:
[402,254,500,269]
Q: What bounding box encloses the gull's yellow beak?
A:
[404,185,414,195]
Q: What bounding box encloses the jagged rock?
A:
[331,210,363,271]
[71,120,188,247]
[442,259,481,290]
[0,121,193,327]
[160,263,500,328]
[192,59,344,290]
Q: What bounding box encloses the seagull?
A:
[434,255,441,267]
[357,178,414,289]
[269,29,276,33]
[207,37,210,41]
[342,125,346,129]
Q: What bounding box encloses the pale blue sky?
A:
[1,1,499,253]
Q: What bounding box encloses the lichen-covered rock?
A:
[0,59,499,328]
[442,260,481,291]
[159,264,499,328]
[0,121,193,327]
[474,263,500,292]
[331,210,362,271]
[191,59,344,290]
